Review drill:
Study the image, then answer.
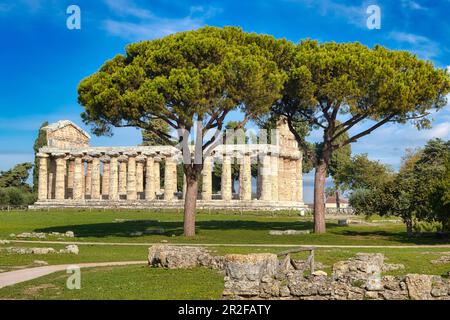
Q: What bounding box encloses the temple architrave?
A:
[31,119,306,211]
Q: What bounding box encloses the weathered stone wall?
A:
[222,253,450,300]
[146,245,450,300]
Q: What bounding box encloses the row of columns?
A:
[38,152,174,202]
[38,152,302,203]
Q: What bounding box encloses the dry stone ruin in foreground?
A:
[31,119,306,211]
[148,245,450,300]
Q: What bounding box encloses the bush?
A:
[412,220,443,233]
[6,187,26,205]
[348,189,378,216]
[0,187,36,206]
[0,188,9,205]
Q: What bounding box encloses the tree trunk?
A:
[183,164,202,237]
[313,159,327,234]
[405,218,413,237]
[335,189,341,213]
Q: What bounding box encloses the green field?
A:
[1,209,449,299]
[1,209,448,245]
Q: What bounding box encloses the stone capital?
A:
[106,151,120,157]
[87,151,101,157]
[83,155,94,162]
[136,155,147,163]
[124,151,137,157]
[100,156,111,163]
[36,153,49,158]
[52,152,67,158]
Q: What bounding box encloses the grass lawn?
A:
[1,209,449,299]
[1,209,449,246]
[0,265,224,300]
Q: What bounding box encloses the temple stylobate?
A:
[31,120,306,211]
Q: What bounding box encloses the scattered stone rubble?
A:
[147,245,450,300]
[269,230,311,235]
[3,244,79,255]
[431,255,450,265]
[148,245,224,269]
[0,240,10,244]
[10,231,75,239]
[222,253,450,300]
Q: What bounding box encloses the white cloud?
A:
[401,0,427,10]
[286,0,373,28]
[102,0,221,41]
[103,17,203,41]
[103,0,153,19]
[388,31,440,60]
[0,153,34,171]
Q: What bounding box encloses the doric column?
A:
[271,154,279,202]
[144,154,155,200]
[84,156,93,197]
[126,152,137,200]
[164,156,177,201]
[118,155,128,197]
[66,158,75,199]
[54,153,67,200]
[136,155,146,196]
[73,153,84,200]
[47,158,56,199]
[201,156,212,201]
[154,158,161,194]
[108,152,119,201]
[239,153,252,201]
[221,154,232,201]
[91,154,101,200]
[295,157,303,203]
[37,153,49,201]
[100,156,110,198]
[259,154,272,201]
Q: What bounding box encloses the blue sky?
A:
[0,0,449,202]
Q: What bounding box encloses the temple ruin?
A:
[31,119,306,211]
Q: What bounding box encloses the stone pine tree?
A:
[141,118,173,146]
[272,40,450,233]
[32,121,48,192]
[78,27,288,237]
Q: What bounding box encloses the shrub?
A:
[412,220,443,233]
[0,187,36,206]
[0,188,9,205]
[6,187,26,205]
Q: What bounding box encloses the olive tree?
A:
[78,27,289,236]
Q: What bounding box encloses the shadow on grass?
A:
[35,220,316,238]
[33,219,450,245]
[341,230,450,245]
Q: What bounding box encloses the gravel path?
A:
[0,261,146,289]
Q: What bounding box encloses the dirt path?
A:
[9,240,450,249]
[0,261,146,289]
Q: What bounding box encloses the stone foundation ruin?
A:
[147,245,450,300]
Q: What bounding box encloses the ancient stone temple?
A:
[31,119,306,211]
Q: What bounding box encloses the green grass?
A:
[1,209,449,299]
[0,265,224,300]
[1,246,449,300]
[1,209,448,246]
